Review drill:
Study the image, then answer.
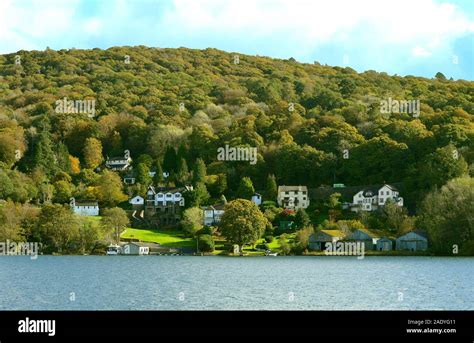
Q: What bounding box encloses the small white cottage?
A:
[251,193,262,206]
[70,198,99,216]
[129,195,144,206]
[121,242,150,255]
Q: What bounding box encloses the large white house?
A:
[350,184,403,212]
[144,185,188,226]
[277,185,309,210]
[70,198,99,216]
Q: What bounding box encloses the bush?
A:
[460,240,474,256]
[265,235,274,243]
[198,234,215,252]
[200,226,215,235]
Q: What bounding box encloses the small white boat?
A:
[106,244,121,255]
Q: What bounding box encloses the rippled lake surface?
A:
[0,256,472,310]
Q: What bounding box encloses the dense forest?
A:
[0,46,472,254]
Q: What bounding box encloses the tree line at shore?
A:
[0,46,472,255]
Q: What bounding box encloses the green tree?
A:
[0,169,14,199]
[418,177,474,254]
[192,158,207,184]
[220,199,267,252]
[33,130,57,177]
[78,221,100,254]
[295,208,311,228]
[102,207,130,244]
[95,170,128,207]
[163,146,177,172]
[34,204,79,253]
[265,174,278,201]
[136,162,152,186]
[83,137,103,170]
[53,180,74,204]
[236,177,255,200]
[176,158,189,185]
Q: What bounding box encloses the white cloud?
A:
[162,0,474,48]
[83,18,102,34]
[0,0,472,78]
[412,46,432,57]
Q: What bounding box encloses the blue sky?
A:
[1,0,473,80]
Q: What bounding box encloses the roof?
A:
[278,185,308,192]
[355,228,381,238]
[398,230,428,240]
[107,156,130,162]
[147,185,184,194]
[321,229,345,237]
[75,200,98,206]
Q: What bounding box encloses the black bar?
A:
[0,311,472,341]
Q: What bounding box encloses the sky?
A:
[1,0,473,80]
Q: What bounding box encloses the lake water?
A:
[0,256,472,310]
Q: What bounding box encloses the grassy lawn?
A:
[120,227,297,254]
[121,228,195,248]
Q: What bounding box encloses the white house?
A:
[70,198,99,216]
[251,193,262,206]
[121,242,150,255]
[146,186,185,207]
[351,184,403,212]
[202,204,225,226]
[277,185,309,210]
[396,230,428,251]
[106,150,132,171]
[144,185,186,226]
[129,195,144,206]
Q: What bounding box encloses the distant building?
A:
[346,228,380,250]
[202,203,225,226]
[70,198,99,216]
[129,195,144,206]
[396,230,428,251]
[123,170,168,185]
[251,193,262,206]
[121,242,150,255]
[351,184,403,212]
[145,185,185,226]
[375,237,394,251]
[105,150,132,171]
[309,230,345,251]
[277,185,309,210]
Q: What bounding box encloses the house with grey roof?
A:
[396,230,428,251]
[309,229,345,251]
